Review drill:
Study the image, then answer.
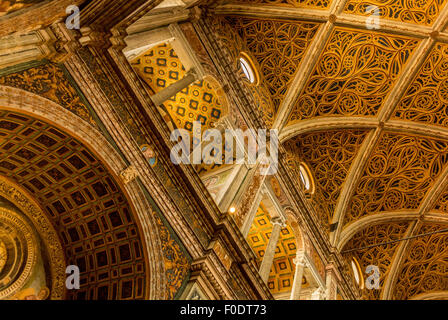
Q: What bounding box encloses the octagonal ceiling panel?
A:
[286,28,419,125]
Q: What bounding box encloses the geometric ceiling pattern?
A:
[227,16,320,112]
[246,205,302,296]
[393,43,448,128]
[393,223,448,300]
[217,0,448,299]
[284,129,368,230]
[0,110,147,300]
[287,28,419,124]
[345,132,448,226]
[131,43,224,133]
[343,0,448,26]
[131,43,229,176]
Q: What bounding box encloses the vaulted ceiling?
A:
[0,110,147,299]
[214,0,448,299]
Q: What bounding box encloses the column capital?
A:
[120,165,139,184]
[211,115,232,132]
[311,286,326,300]
[271,216,286,228]
[293,251,307,267]
[185,67,199,80]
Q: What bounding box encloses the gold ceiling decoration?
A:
[342,222,410,300]
[209,16,277,127]
[0,110,147,300]
[393,43,448,128]
[345,132,448,226]
[393,223,448,300]
[131,43,224,133]
[0,207,37,300]
[284,129,368,229]
[343,0,448,26]
[0,175,65,300]
[0,0,43,16]
[216,2,448,298]
[226,16,320,111]
[287,28,419,125]
[229,0,333,10]
[433,184,448,212]
[247,205,299,295]
[0,241,5,274]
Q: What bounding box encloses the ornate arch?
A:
[410,291,448,300]
[0,85,167,299]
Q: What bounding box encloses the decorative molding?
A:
[120,165,139,184]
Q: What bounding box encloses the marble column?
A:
[259,217,285,283]
[151,69,197,106]
[241,190,264,238]
[290,251,306,300]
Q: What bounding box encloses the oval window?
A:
[299,163,314,194]
[351,258,364,289]
[239,53,258,84]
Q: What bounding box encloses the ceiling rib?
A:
[331,33,440,247]
[271,21,334,130]
[337,211,420,251]
[381,220,418,299]
[271,0,349,131]
[280,118,448,143]
[214,5,448,40]
[330,128,381,245]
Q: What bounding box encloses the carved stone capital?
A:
[79,26,112,48]
[271,216,286,228]
[293,251,307,267]
[120,165,139,184]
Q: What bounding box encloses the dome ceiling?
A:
[214,0,448,299]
